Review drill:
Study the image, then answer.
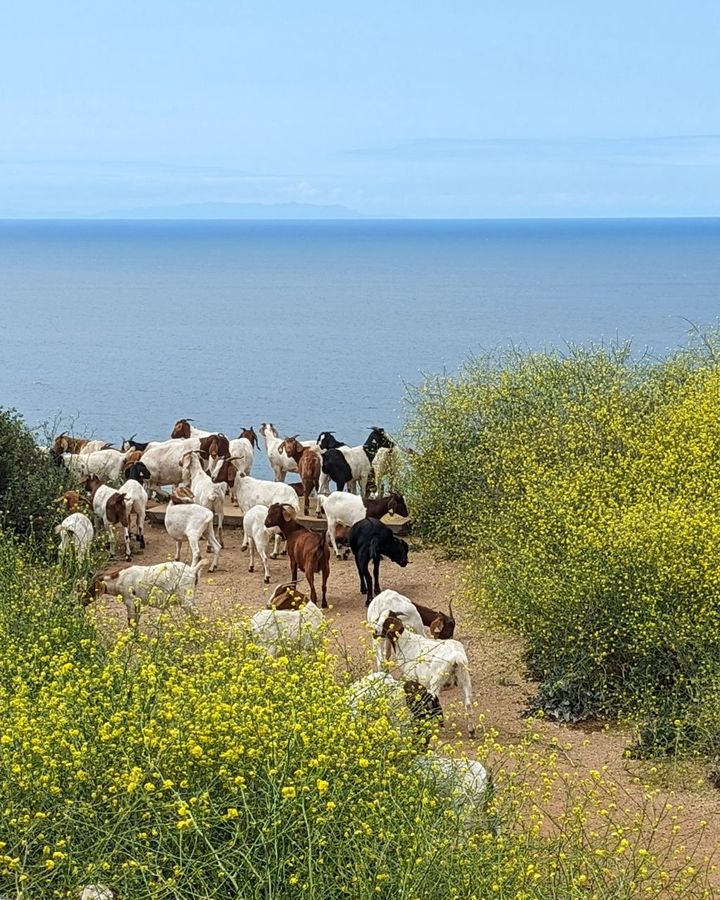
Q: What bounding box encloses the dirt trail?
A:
[94,520,720,889]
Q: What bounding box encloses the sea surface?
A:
[1,218,719,479]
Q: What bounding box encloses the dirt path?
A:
[94,521,720,889]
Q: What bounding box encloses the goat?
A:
[346,672,442,744]
[116,476,148,550]
[379,614,474,736]
[54,512,94,559]
[233,474,300,557]
[317,428,393,496]
[241,504,276,583]
[226,427,257,478]
[58,490,86,513]
[348,517,409,602]
[171,418,212,439]
[82,475,131,561]
[259,423,319,482]
[139,438,201,492]
[123,449,144,467]
[412,599,456,640]
[180,450,226,549]
[366,590,425,668]
[93,559,207,625]
[250,582,324,656]
[120,434,152,452]
[124,460,152,487]
[278,436,321,516]
[63,448,132,483]
[318,447,353,493]
[316,490,409,559]
[413,754,493,831]
[198,433,231,470]
[164,486,221,571]
[264,503,329,608]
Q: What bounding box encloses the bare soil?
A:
[94,517,720,890]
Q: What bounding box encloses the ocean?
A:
[1,218,718,479]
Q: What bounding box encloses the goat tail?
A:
[369,535,381,561]
[314,531,329,567]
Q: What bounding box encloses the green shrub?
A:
[402,334,720,754]
[0,407,73,546]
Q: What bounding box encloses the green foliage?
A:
[0,407,72,547]
[0,534,707,898]
[403,334,720,755]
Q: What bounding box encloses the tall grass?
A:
[0,532,709,898]
[403,334,720,755]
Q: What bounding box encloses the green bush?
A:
[402,334,720,754]
[0,408,73,546]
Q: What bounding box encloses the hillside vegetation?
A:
[403,335,720,756]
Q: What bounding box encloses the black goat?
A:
[321,447,353,491]
[348,517,409,603]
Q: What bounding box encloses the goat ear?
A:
[282,506,294,522]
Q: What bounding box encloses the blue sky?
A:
[2,2,719,218]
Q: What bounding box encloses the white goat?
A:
[54,512,94,558]
[164,487,221,571]
[366,590,426,670]
[379,614,475,736]
[97,559,207,625]
[78,439,113,454]
[234,475,300,556]
[259,423,318,482]
[227,437,254,477]
[346,672,415,730]
[63,449,130,483]
[413,754,492,829]
[140,438,200,492]
[242,504,276,583]
[180,450,227,549]
[315,491,366,557]
[116,477,148,551]
[250,583,324,656]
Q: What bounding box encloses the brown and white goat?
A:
[278,436,321,516]
[264,503,329,608]
[82,474,131,560]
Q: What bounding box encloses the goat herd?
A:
[50,418,478,751]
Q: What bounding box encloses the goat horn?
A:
[448,600,455,620]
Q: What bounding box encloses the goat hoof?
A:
[248,565,254,572]
[269,554,277,560]
[264,576,270,584]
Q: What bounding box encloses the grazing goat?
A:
[116,476,148,550]
[165,486,221,571]
[348,517,409,602]
[82,475,131,561]
[250,582,324,656]
[241,504,276,583]
[279,436,321,516]
[411,599,456,640]
[346,672,442,743]
[180,450,227,549]
[379,614,474,736]
[264,503,329,608]
[63,449,131,483]
[54,512,94,559]
[58,490,86,513]
[316,490,409,559]
[94,559,207,625]
[413,754,493,831]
